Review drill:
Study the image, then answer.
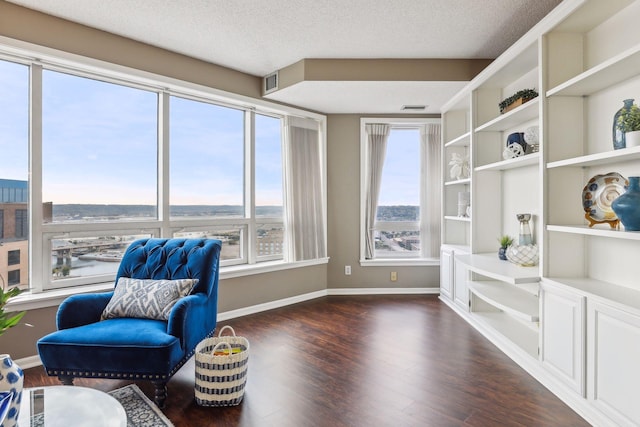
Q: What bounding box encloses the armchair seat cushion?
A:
[37,318,183,377]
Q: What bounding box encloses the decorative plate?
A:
[582,172,628,222]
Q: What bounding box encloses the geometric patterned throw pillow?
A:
[101,277,198,321]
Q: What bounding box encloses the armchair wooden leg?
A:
[152,381,167,408]
[58,375,74,385]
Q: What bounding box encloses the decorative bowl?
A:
[582,172,627,225]
[506,244,538,267]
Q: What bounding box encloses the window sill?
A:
[359,258,440,267]
[6,257,329,312]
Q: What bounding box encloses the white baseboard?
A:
[216,290,327,321]
[217,287,438,320]
[328,287,439,295]
[15,355,42,370]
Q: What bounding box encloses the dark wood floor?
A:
[23,295,590,426]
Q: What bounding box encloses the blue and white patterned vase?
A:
[0,355,23,427]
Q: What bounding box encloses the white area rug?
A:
[109,384,174,427]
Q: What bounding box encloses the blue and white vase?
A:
[0,355,23,427]
[612,176,640,231]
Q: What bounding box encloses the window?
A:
[15,209,28,239]
[374,128,421,258]
[42,70,158,222]
[173,227,244,263]
[7,270,20,286]
[255,114,283,215]
[0,60,29,292]
[0,47,326,294]
[50,233,151,286]
[7,250,19,266]
[255,114,284,260]
[360,118,441,264]
[169,96,245,218]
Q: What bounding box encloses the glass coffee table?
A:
[18,386,126,427]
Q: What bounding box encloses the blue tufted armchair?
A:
[37,238,221,408]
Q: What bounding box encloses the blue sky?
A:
[1,59,417,207]
[1,61,283,206]
[0,60,29,182]
[378,128,420,206]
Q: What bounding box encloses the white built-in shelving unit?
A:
[440,1,640,426]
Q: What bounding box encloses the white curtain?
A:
[284,117,326,261]
[364,124,390,259]
[423,123,441,258]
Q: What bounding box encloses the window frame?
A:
[359,117,440,267]
[0,40,327,298]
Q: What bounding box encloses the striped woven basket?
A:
[195,325,250,406]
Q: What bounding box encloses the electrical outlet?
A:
[345,265,351,275]
[390,271,397,282]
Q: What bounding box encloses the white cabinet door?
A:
[453,258,469,311]
[588,300,640,427]
[440,248,454,300]
[540,282,585,395]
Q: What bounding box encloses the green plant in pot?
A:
[497,235,513,261]
[616,102,640,148]
[0,286,25,337]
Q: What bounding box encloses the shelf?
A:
[475,98,539,132]
[543,277,640,313]
[455,253,540,284]
[475,152,540,171]
[444,132,471,148]
[546,43,640,97]
[546,145,640,168]
[472,312,539,359]
[444,215,471,222]
[551,0,632,33]
[468,280,539,322]
[547,224,640,240]
[444,178,470,186]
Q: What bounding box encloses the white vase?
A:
[625,130,640,148]
[0,355,23,427]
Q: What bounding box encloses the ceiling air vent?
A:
[263,71,279,95]
[401,105,427,111]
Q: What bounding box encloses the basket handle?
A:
[217,325,237,337]
[212,341,232,356]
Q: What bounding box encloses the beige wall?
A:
[326,115,441,289]
[0,306,58,360]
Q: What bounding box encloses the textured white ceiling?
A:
[7,0,563,113]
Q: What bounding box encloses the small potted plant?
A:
[616,102,640,148]
[0,287,26,336]
[497,235,513,260]
[499,89,539,114]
